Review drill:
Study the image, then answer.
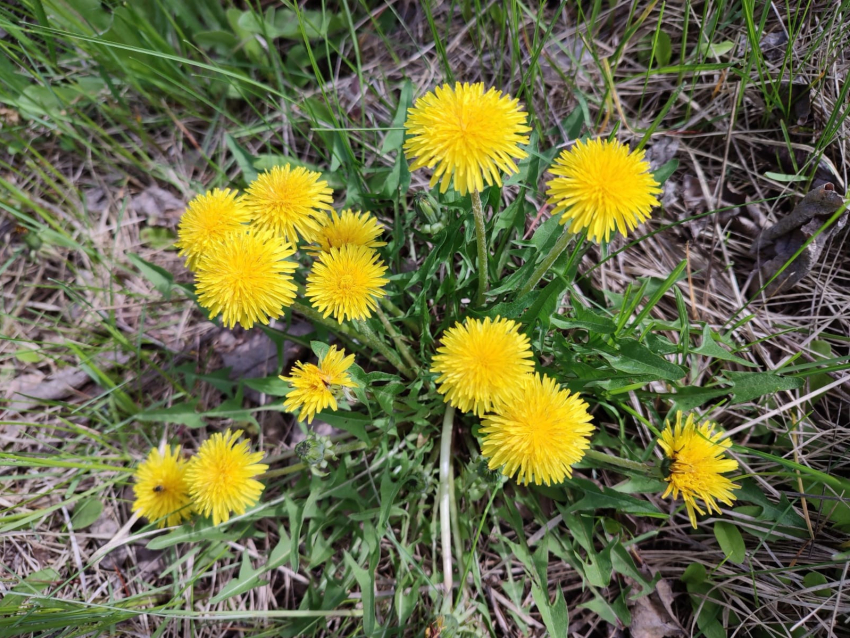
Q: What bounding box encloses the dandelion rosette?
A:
[132,446,193,528]
[404,82,531,195]
[545,138,661,242]
[430,316,534,416]
[243,164,334,242]
[195,229,298,330]
[480,374,594,486]
[657,412,740,528]
[175,188,252,270]
[309,209,386,255]
[282,345,357,423]
[305,244,388,322]
[186,430,268,526]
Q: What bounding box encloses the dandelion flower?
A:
[305,244,388,322]
[195,229,298,330]
[309,209,386,254]
[480,374,594,485]
[657,412,740,528]
[186,430,268,526]
[175,189,252,270]
[545,138,661,242]
[282,345,357,423]
[132,446,193,528]
[404,82,531,195]
[244,164,334,242]
[430,316,534,416]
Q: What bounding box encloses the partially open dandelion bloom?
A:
[305,244,388,322]
[132,446,192,528]
[657,412,740,528]
[282,345,357,423]
[309,209,386,254]
[430,316,534,416]
[404,82,531,195]
[195,229,298,330]
[175,189,252,270]
[243,164,334,242]
[186,430,268,526]
[480,374,594,486]
[545,138,661,242]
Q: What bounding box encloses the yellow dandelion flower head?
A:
[305,244,389,323]
[480,374,594,486]
[282,345,357,424]
[430,316,535,416]
[175,189,252,270]
[186,429,268,526]
[195,229,298,330]
[658,412,740,528]
[243,164,334,242]
[132,446,193,528]
[545,138,661,243]
[404,82,531,195]
[309,209,387,255]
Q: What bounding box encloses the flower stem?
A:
[584,449,653,475]
[471,189,488,307]
[290,300,415,379]
[439,405,455,612]
[375,306,421,377]
[517,230,573,298]
[355,318,416,380]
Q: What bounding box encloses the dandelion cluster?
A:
[163,81,745,543]
[131,431,267,528]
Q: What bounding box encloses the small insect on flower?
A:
[195,229,298,330]
[132,446,193,528]
[657,411,740,528]
[282,345,357,424]
[545,138,661,243]
[305,244,388,322]
[186,430,268,526]
[309,209,386,255]
[175,189,252,270]
[430,316,535,416]
[480,373,594,486]
[404,82,531,195]
[243,164,334,243]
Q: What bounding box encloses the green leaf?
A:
[319,411,371,444]
[550,302,617,334]
[0,568,61,612]
[803,571,832,596]
[521,275,568,330]
[209,551,267,604]
[225,132,258,184]
[681,562,706,585]
[71,498,102,530]
[660,386,729,413]
[602,339,686,381]
[531,583,569,637]
[139,226,177,250]
[127,253,191,300]
[653,30,673,66]
[725,371,804,403]
[344,552,376,636]
[243,376,290,396]
[692,325,755,366]
[714,521,746,564]
[564,478,664,518]
[653,158,679,185]
[381,82,413,154]
[146,520,252,549]
[136,400,204,428]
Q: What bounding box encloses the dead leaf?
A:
[129,186,184,220]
